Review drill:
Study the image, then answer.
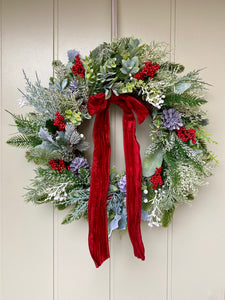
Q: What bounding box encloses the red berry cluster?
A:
[150,167,163,190]
[48,159,70,173]
[134,62,160,81]
[53,112,65,131]
[176,126,196,144]
[72,55,85,78]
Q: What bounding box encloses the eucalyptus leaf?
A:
[61,78,68,90]
[76,140,89,152]
[112,89,119,96]
[118,209,127,230]
[109,184,118,192]
[38,128,55,143]
[37,141,59,152]
[105,89,112,99]
[141,209,150,221]
[143,149,163,177]
[108,214,122,238]
[118,217,127,231]
[175,82,191,94]
[120,57,139,75]
[120,67,129,75]
[56,131,68,145]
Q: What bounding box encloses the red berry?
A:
[72,55,85,78]
[150,167,163,190]
[53,112,65,132]
[48,159,69,173]
[176,127,196,144]
[134,61,160,81]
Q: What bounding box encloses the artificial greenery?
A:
[7,37,216,235]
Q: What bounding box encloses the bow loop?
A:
[111,94,148,124]
[87,93,108,115]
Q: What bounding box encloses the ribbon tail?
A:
[123,112,145,261]
[88,107,111,267]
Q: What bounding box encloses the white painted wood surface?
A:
[1,0,225,299]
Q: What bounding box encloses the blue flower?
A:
[68,81,78,93]
[161,108,183,130]
[118,176,126,193]
[70,157,89,176]
[67,49,80,63]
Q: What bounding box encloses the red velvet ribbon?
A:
[88,93,149,267]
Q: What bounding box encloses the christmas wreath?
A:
[7,37,217,267]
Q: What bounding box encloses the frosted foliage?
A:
[163,133,176,152]
[65,123,81,145]
[174,162,208,198]
[148,191,162,227]
[148,181,174,227]
[45,182,69,202]
[141,85,165,109]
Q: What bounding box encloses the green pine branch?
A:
[6,110,41,133]
[24,167,88,204]
[164,93,207,107]
[7,133,41,148]
[25,147,61,165]
[174,138,204,172]
[163,151,179,186]
[161,62,185,73]
[61,201,88,224]
[161,207,175,227]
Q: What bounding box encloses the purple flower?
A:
[67,49,80,63]
[68,81,78,93]
[118,176,126,193]
[70,157,89,176]
[161,108,183,130]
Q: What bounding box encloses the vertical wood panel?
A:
[111,1,171,300]
[0,0,3,298]
[118,0,171,42]
[54,1,112,299]
[172,1,225,299]
[1,0,54,299]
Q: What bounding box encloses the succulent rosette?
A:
[7,37,216,236]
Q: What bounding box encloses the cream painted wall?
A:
[1,1,225,300]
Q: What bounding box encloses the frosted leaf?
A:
[17,97,28,108]
[38,128,55,144]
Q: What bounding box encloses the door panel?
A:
[110,1,171,300]
[54,1,111,299]
[173,1,225,299]
[1,0,54,299]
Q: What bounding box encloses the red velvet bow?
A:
[88,93,149,267]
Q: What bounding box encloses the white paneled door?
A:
[1,1,225,300]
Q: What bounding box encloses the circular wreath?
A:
[7,37,216,265]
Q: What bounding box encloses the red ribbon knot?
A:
[87,93,149,267]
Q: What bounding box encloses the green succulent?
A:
[120,56,139,75]
[65,110,82,126]
[121,82,136,94]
